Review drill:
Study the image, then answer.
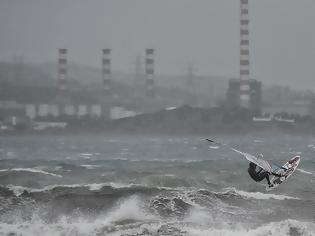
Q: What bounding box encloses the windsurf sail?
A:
[242,152,273,173]
[205,138,273,173]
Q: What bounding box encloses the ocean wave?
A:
[0,217,314,236]
[5,182,171,197]
[0,196,158,236]
[101,158,213,164]
[184,219,315,236]
[5,182,300,203]
[187,188,300,202]
[0,168,62,178]
[225,187,300,200]
[150,195,192,218]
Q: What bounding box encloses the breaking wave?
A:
[5,183,166,197]
[3,184,301,202]
[0,216,314,236]
[0,184,311,236]
[183,219,315,236]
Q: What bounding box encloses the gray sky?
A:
[0,0,315,89]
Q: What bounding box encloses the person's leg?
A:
[265,174,271,185]
[257,171,268,182]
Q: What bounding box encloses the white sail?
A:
[242,152,273,173]
[205,139,273,173]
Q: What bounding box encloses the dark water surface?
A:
[0,134,314,235]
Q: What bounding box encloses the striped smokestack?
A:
[240,0,251,109]
[58,48,68,91]
[145,49,155,97]
[102,49,111,95]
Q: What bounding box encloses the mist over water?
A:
[0,134,314,235]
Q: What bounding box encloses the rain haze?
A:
[1,1,315,236]
[0,0,315,88]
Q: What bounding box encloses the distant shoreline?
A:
[2,120,315,137]
[2,106,315,136]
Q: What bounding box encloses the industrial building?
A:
[224,0,262,116]
[0,48,155,124]
[239,0,251,109]
[226,78,262,115]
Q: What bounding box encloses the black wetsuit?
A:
[248,162,271,185]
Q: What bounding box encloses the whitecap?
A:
[224,187,300,200]
[1,215,314,236]
[81,153,93,156]
[0,168,62,178]
[80,165,101,170]
[7,184,83,196]
[6,182,155,196]
[253,139,263,143]
[297,168,313,175]
[184,219,315,236]
[105,195,157,223]
[0,196,159,236]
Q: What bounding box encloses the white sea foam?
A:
[184,219,315,236]
[80,164,101,169]
[86,182,138,191]
[0,216,314,236]
[105,195,157,223]
[297,168,313,175]
[0,196,155,235]
[0,168,62,178]
[7,184,85,196]
[80,153,93,156]
[253,139,263,143]
[6,182,152,196]
[7,185,37,196]
[225,188,300,200]
[54,166,63,171]
[185,208,214,225]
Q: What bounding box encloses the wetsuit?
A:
[248,162,271,185]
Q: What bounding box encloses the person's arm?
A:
[257,168,263,174]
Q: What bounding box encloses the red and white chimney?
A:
[102,49,111,94]
[58,48,68,91]
[240,0,251,108]
[145,49,155,97]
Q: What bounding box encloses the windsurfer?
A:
[248,162,283,187]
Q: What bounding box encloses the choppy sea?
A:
[0,134,314,236]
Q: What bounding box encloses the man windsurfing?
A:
[247,157,284,187]
[205,139,287,189]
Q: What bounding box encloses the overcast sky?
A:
[0,0,314,89]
